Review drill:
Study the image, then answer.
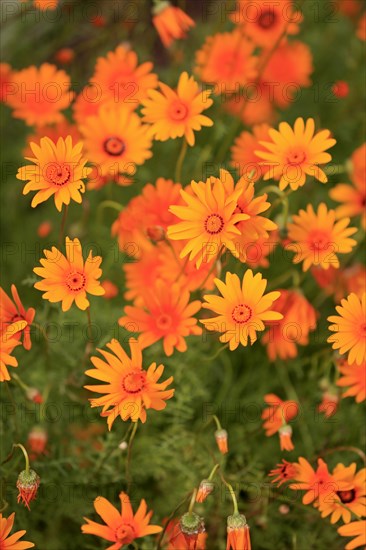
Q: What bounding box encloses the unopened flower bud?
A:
[146,225,165,242]
[16,469,40,510]
[215,429,228,454]
[196,479,214,503]
[26,388,43,403]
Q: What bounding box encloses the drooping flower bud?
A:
[215,429,228,454]
[16,469,40,510]
[279,424,294,451]
[179,512,205,548]
[226,514,251,550]
[196,479,214,503]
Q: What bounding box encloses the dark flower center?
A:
[65,271,86,292]
[103,136,126,156]
[204,213,224,235]
[232,304,252,324]
[121,370,146,394]
[337,489,356,504]
[45,163,71,186]
[257,9,277,29]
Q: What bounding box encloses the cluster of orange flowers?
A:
[1,0,365,548]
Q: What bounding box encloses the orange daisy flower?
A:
[287,203,357,271]
[167,174,249,268]
[318,463,366,524]
[338,520,366,550]
[92,45,158,108]
[262,289,317,361]
[152,2,195,48]
[262,393,299,437]
[80,104,153,177]
[0,320,27,382]
[290,457,338,506]
[82,492,162,548]
[201,270,283,350]
[224,85,275,127]
[328,292,366,365]
[351,143,366,188]
[6,64,73,126]
[141,72,213,146]
[261,41,313,108]
[0,285,35,350]
[195,30,257,90]
[0,62,13,103]
[337,358,366,403]
[256,117,336,190]
[231,0,302,48]
[221,170,278,261]
[231,124,271,182]
[33,237,104,311]
[0,512,34,549]
[85,339,174,429]
[17,136,90,212]
[119,280,202,357]
[269,459,299,487]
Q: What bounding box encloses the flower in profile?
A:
[92,44,158,107]
[269,459,299,487]
[17,136,90,211]
[0,320,27,382]
[167,174,249,268]
[164,519,207,549]
[0,512,34,549]
[255,118,336,190]
[101,280,118,299]
[17,469,40,510]
[141,72,213,146]
[261,41,313,108]
[226,513,251,550]
[82,492,162,548]
[318,463,366,524]
[287,203,357,271]
[6,64,73,126]
[357,13,366,40]
[119,280,201,356]
[215,429,228,454]
[337,358,366,403]
[80,104,153,177]
[262,393,299,439]
[27,426,48,460]
[330,143,366,229]
[33,237,104,311]
[231,0,302,48]
[195,30,257,89]
[85,339,174,429]
[338,520,366,549]
[231,124,271,182]
[290,457,337,506]
[318,391,339,418]
[152,2,195,48]
[196,480,215,503]
[327,292,366,365]
[262,289,317,361]
[201,270,282,350]
[0,285,35,350]
[179,512,205,549]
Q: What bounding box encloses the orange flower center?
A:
[308,230,330,251]
[122,370,146,394]
[336,489,356,504]
[257,9,277,29]
[286,148,307,166]
[232,304,252,324]
[115,523,136,543]
[65,271,86,292]
[156,313,172,330]
[103,136,126,156]
[204,213,224,234]
[45,163,71,186]
[168,100,188,121]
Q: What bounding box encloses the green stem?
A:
[188,488,197,514]
[212,415,222,431]
[220,474,239,515]
[126,422,138,492]
[208,464,220,481]
[175,138,188,183]
[58,204,69,248]
[13,444,30,474]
